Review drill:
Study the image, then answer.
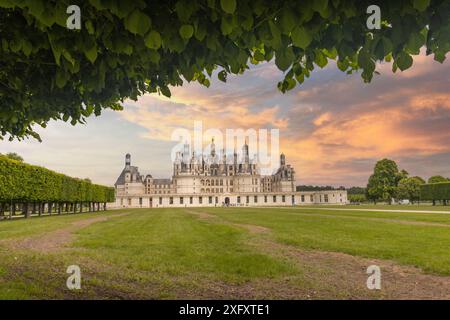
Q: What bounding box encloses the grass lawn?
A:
[317,204,450,211]
[0,207,449,299]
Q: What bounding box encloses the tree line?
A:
[364,159,450,205]
[0,154,115,220]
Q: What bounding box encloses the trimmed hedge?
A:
[420,182,450,201]
[0,155,114,203]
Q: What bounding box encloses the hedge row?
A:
[420,182,450,201]
[0,155,114,202]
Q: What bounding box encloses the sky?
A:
[1,50,449,187]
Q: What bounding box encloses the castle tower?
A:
[242,139,249,164]
[210,137,216,158]
[280,153,286,166]
[125,153,131,167]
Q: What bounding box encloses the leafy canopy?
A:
[396,176,424,202]
[366,158,408,203]
[1,0,449,140]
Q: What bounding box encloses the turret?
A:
[242,139,249,164]
[125,153,131,167]
[280,153,286,166]
[210,137,216,158]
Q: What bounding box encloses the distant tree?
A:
[412,176,426,184]
[84,178,92,183]
[366,159,405,204]
[296,185,336,191]
[428,175,449,183]
[396,177,424,204]
[3,152,24,162]
[348,194,366,203]
[347,187,367,195]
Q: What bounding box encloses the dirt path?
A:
[2,212,130,253]
[185,208,450,299]
[184,209,270,233]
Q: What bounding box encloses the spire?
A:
[280,153,286,166]
[211,137,216,157]
[125,153,131,167]
[242,139,249,164]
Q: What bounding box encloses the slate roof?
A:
[114,166,142,186]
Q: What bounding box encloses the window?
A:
[180,197,184,204]
[292,195,295,204]
[199,196,203,204]
[273,195,277,202]
[159,197,162,205]
[208,196,212,204]
[301,195,305,202]
[254,196,258,203]
[128,198,131,205]
[237,196,241,204]
[310,195,314,202]
[264,195,267,203]
[190,197,193,204]
[246,196,249,203]
[215,197,218,204]
[324,194,329,203]
[139,197,143,205]
[169,197,173,204]
[282,195,286,203]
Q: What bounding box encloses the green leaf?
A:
[124,10,151,36]
[280,9,297,34]
[160,85,171,97]
[254,50,265,61]
[144,30,162,49]
[396,52,413,71]
[291,26,312,49]
[85,45,98,64]
[413,0,430,12]
[434,51,446,63]
[220,17,233,35]
[85,20,95,35]
[220,0,236,14]
[315,51,328,68]
[358,50,375,73]
[179,24,194,39]
[275,47,295,71]
[406,32,425,54]
[55,69,68,88]
[312,0,328,15]
[148,50,160,64]
[195,23,207,41]
[218,70,227,82]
